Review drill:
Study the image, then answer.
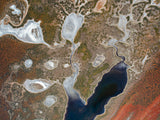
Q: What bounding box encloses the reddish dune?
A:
[112,51,160,120]
[113,95,160,120]
[93,0,107,13]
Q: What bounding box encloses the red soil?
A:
[0,0,15,19]
[0,36,33,88]
[113,95,160,120]
[112,51,160,120]
[0,96,10,120]
[0,36,36,120]
[93,0,107,13]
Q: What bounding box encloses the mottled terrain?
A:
[0,0,160,120]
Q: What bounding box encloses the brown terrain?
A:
[0,35,35,119]
[0,0,12,19]
[0,0,160,120]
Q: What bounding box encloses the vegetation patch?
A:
[75,63,109,99]
[42,24,56,44]
[74,26,87,43]
[24,2,57,44]
[77,43,92,61]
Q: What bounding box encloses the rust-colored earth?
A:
[0,96,10,120]
[0,0,160,120]
[111,51,160,120]
[0,35,37,120]
[0,0,14,19]
[113,95,160,120]
[93,0,107,13]
[0,36,34,88]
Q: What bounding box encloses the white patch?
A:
[142,55,148,65]
[133,0,148,4]
[54,42,59,46]
[63,63,85,104]
[10,5,21,16]
[108,39,118,46]
[43,95,57,107]
[23,79,55,93]
[39,110,43,114]
[63,63,79,98]
[24,59,33,68]
[116,62,128,70]
[13,64,20,70]
[70,42,81,58]
[64,63,70,68]
[118,15,127,31]
[126,112,134,120]
[92,54,105,67]
[62,13,84,42]
[53,40,66,47]
[151,0,160,6]
[44,60,58,70]
[0,19,51,47]
[75,42,81,49]
[118,15,130,42]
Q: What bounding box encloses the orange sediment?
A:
[93,0,107,13]
[112,95,160,120]
[112,51,160,120]
[0,36,33,88]
[139,95,160,120]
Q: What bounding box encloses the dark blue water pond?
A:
[65,61,128,120]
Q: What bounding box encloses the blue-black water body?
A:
[65,61,128,120]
